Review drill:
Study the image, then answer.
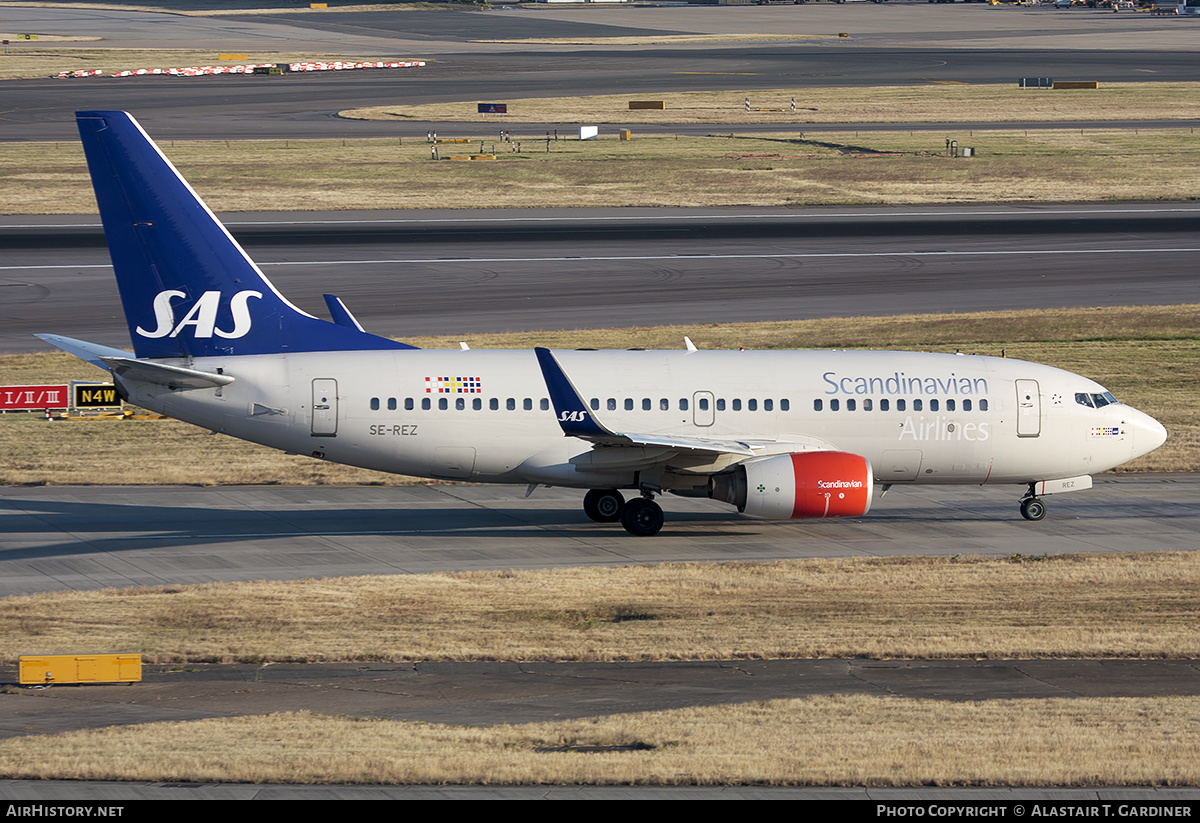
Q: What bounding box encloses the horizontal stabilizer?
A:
[35,334,133,369]
[101,357,235,390]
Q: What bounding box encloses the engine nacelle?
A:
[710,451,873,520]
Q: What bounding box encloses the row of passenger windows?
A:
[368,397,789,412]
[372,397,549,411]
[814,398,988,412]
[593,397,790,412]
[369,396,989,413]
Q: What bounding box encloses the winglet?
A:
[534,348,613,439]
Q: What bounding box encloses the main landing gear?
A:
[1019,486,1047,522]
[582,489,665,536]
[583,488,624,523]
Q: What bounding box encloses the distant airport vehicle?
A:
[41,112,1167,536]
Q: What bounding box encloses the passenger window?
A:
[455,398,464,410]
[963,399,972,411]
[930,399,939,412]
[914,399,923,412]
[717,399,726,411]
[643,398,651,411]
[814,399,823,411]
[660,398,669,411]
[541,399,549,411]
[946,399,955,412]
[699,398,709,411]
[591,398,600,411]
[748,399,757,411]
[880,399,889,412]
[680,399,688,411]
[847,399,856,411]
[489,398,498,410]
[980,399,989,411]
[370,397,380,411]
[439,398,448,411]
[781,399,789,412]
[388,398,397,411]
[864,399,872,411]
[405,398,414,411]
[625,398,634,411]
[897,399,906,412]
[764,399,773,412]
[830,399,840,411]
[733,399,742,411]
[422,398,431,411]
[608,398,616,411]
[507,398,516,411]
[473,398,482,410]
[524,398,533,411]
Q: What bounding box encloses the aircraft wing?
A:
[535,347,768,458]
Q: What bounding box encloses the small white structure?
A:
[580,126,599,141]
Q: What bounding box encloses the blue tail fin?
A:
[76,111,414,359]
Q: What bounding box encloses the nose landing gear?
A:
[1019,489,1047,522]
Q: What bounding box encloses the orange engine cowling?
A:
[711,451,874,520]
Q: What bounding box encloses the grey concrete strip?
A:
[6,204,1199,353]
[3,659,1198,739]
[1,477,1197,597]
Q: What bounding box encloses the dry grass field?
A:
[2,696,1198,786]
[5,127,1200,213]
[344,82,1200,126]
[2,552,1197,664]
[2,305,1196,485]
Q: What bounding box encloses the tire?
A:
[1020,497,1047,521]
[583,489,624,523]
[621,498,665,537]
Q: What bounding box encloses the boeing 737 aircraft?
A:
[40,111,1168,536]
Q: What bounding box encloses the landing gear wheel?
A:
[621,498,665,537]
[583,489,624,523]
[1020,497,1047,521]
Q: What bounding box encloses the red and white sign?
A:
[0,384,69,411]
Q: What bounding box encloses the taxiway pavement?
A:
[5,203,1199,353]
[2,476,1196,597]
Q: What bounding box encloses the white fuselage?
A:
[115,348,1164,493]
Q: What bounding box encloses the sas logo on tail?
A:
[137,290,262,339]
[559,410,589,422]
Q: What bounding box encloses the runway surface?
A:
[2,475,1196,597]
[5,203,1199,353]
[2,4,1199,141]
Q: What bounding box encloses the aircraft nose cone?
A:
[1130,410,1168,458]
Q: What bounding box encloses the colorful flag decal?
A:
[426,376,482,394]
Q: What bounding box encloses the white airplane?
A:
[41,111,1167,536]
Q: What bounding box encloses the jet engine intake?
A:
[710,451,873,519]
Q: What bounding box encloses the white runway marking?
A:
[7,247,1200,271]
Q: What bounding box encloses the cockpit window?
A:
[1077,391,1118,409]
